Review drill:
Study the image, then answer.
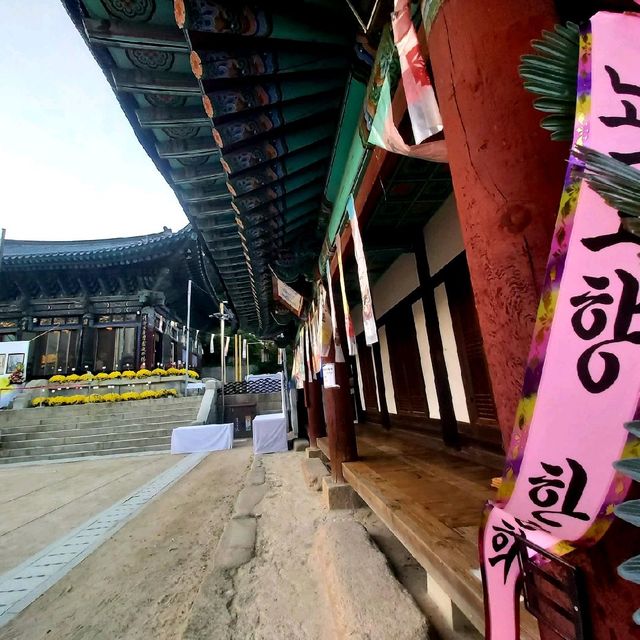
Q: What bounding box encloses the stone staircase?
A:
[0,396,202,464]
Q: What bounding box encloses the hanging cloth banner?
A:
[391,0,443,144]
[272,273,304,317]
[242,338,247,360]
[362,23,447,162]
[326,259,346,363]
[318,283,333,358]
[336,235,357,356]
[309,302,322,375]
[223,336,230,357]
[210,333,215,354]
[347,195,378,346]
[303,324,313,382]
[481,13,640,640]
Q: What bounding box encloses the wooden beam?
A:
[136,107,209,129]
[84,18,188,52]
[111,69,199,95]
[414,238,460,448]
[155,137,219,159]
[181,189,230,205]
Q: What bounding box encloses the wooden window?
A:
[444,255,498,427]
[356,334,378,413]
[384,303,429,417]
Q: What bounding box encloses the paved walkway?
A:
[0,453,206,627]
[0,453,179,574]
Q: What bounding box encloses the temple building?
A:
[0,226,218,377]
[58,1,640,639]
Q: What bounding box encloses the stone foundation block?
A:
[321,476,366,510]
[305,446,323,459]
[293,438,309,451]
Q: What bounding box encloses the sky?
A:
[0,1,188,241]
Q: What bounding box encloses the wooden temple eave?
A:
[60,0,362,334]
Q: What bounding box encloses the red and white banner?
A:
[391,0,442,144]
[481,12,640,639]
[347,195,378,346]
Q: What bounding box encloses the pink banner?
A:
[481,12,640,639]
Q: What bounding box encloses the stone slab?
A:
[300,457,330,492]
[214,517,257,571]
[315,519,431,640]
[293,438,309,452]
[232,483,268,518]
[321,476,366,510]
[247,467,266,486]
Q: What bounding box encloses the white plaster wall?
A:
[433,284,470,423]
[372,253,419,318]
[411,299,440,419]
[378,326,397,414]
[423,195,465,277]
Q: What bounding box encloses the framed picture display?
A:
[6,353,25,374]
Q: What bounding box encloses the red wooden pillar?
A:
[303,378,326,448]
[428,0,568,450]
[322,284,358,482]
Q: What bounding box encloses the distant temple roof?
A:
[2,225,195,269]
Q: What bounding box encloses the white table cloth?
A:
[171,423,233,454]
[252,412,288,454]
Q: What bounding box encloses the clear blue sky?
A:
[0,0,188,241]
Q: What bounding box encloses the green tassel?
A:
[520,22,579,141]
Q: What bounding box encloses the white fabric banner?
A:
[171,423,233,454]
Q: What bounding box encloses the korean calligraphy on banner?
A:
[347,195,378,346]
[480,13,640,640]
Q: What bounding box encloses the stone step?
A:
[1,422,191,448]
[0,433,172,459]
[0,398,202,426]
[0,442,172,465]
[0,418,193,442]
[0,410,200,434]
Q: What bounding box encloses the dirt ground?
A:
[0,445,251,640]
[1,446,437,640]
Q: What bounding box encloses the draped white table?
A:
[252,413,288,454]
[171,423,233,454]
